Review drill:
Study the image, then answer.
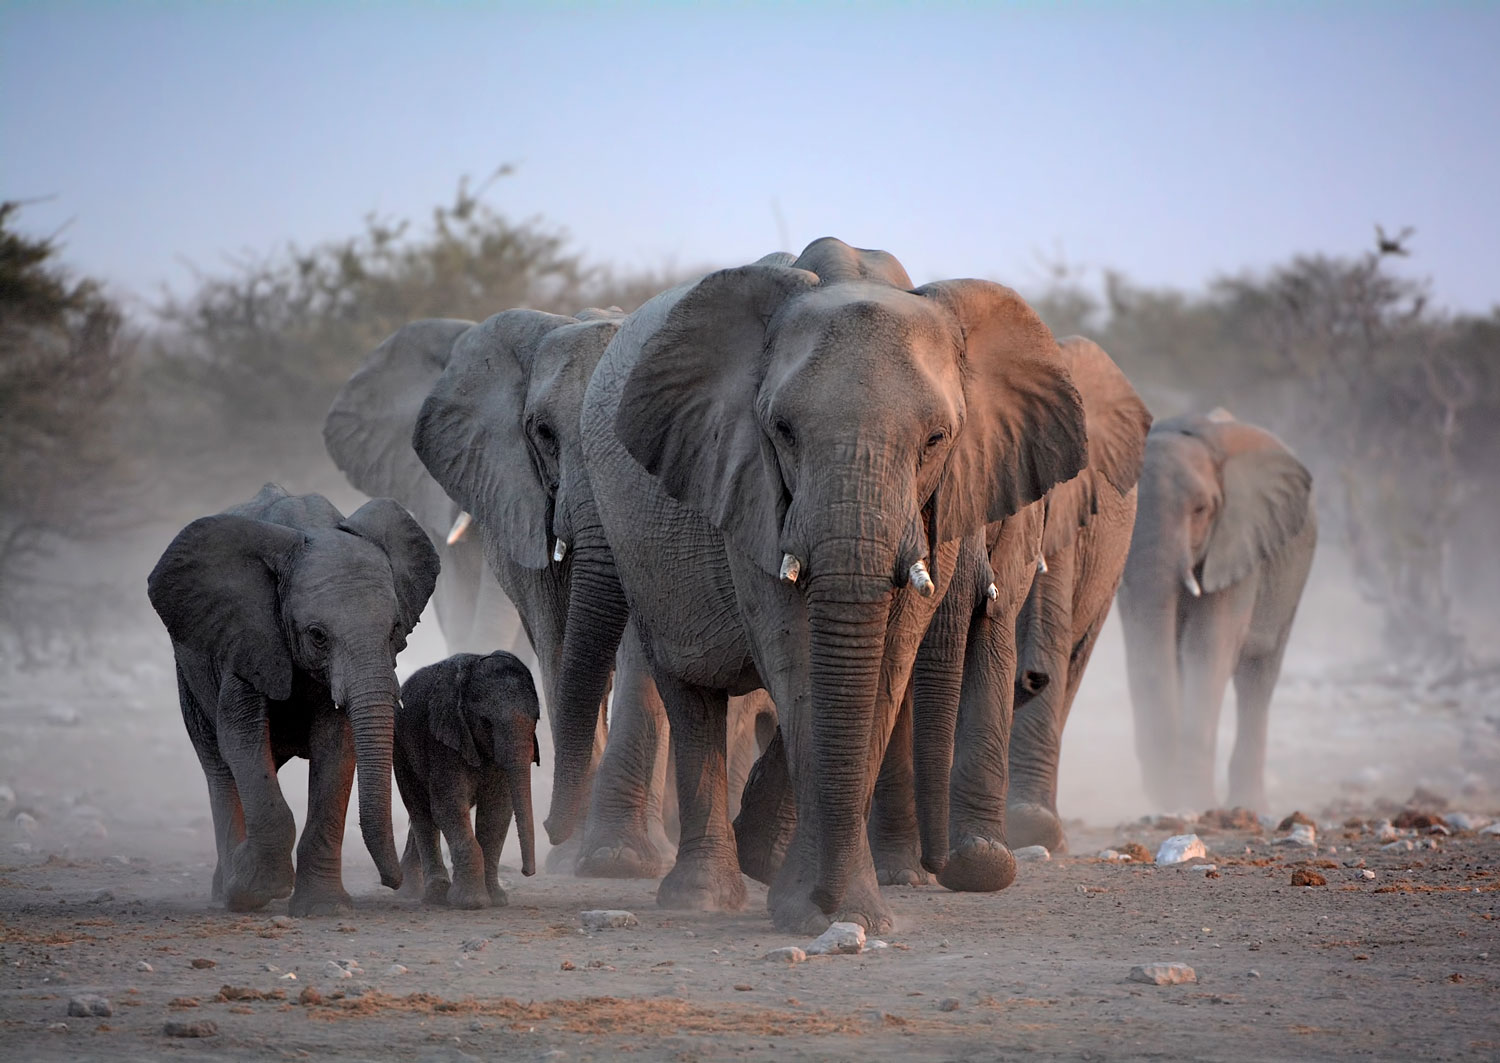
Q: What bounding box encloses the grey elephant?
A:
[324,319,523,656]
[394,651,539,908]
[146,484,439,913]
[545,239,1088,933]
[1117,410,1316,812]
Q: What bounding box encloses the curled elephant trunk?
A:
[545,494,629,845]
[341,678,402,890]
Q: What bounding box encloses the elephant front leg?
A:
[1006,555,1075,854]
[432,788,489,910]
[868,691,931,885]
[655,677,746,912]
[289,709,356,916]
[215,680,296,911]
[475,780,513,907]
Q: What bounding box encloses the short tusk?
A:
[552,538,569,564]
[1036,554,1049,575]
[909,558,935,598]
[986,582,999,601]
[1183,571,1202,598]
[446,511,473,545]
[779,553,802,584]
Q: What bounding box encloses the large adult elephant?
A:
[146,484,439,913]
[324,320,522,656]
[1117,410,1316,812]
[1005,336,1152,852]
[546,238,1088,933]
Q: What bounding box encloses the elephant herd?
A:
[147,238,1316,933]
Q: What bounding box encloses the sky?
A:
[3,2,1498,314]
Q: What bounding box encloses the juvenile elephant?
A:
[1117,410,1316,812]
[394,651,539,908]
[546,239,1088,933]
[147,485,439,913]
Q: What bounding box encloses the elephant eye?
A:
[533,419,557,450]
[773,417,797,448]
[307,625,329,650]
[925,428,948,449]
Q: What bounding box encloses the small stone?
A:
[806,921,865,956]
[67,994,112,1017]
[1189,864,1218,874]
[1115,842,1153,863]
[938,997,962,1012]
[385,964,408,976]
[262,963,280,973]
[189,958,216,969]
[560,960,576,971]
[1359,870,1376,880]
[763,947,806,964]
[1128,962,1197,986]
[1342,857,1367,868]
[1479,822,1500,837]
[1375,820,1399,842]
[1096,849,1125,861]
[279,972,298,981]
[298,987,323,1006]
[168,997,199,1008]
[1155,834,1207,865]
[163,1020,218,1038]
[89,888,113,904]
[14,811,38,835]
[1291,868,1327,887]
[580,910,638,930]
[325,961,353,979]
[269,915,294,928]
[1277,811,1315,831]
[733,983,754,991]
[460,937,490,952]
[1247,969,1261,978]
[1445,812,1486,832]
[1381,839,1415,852]
[866,939,890,950]
[136,961,153,973]
[1273,824,1317,849]
[1013,845,1050,862]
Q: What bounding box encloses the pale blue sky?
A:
[3,2,1497,312]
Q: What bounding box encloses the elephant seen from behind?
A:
[146,485,439,914]
[1118,410,1316,813]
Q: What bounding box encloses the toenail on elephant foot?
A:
[937,835,1017,893]
[1005,801,1066,853]
[875,863,932,887]
[656,857,747,912]
[576,839,664,880]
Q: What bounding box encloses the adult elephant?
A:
[546,238,1088,933]
[147,484,439,913]
[1005,337,1152,852]
[1117,410,1316,812]
[324,320,522,656]
[411,307,767,879]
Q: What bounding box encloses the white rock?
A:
[806,921,865,956]
[866,939,890,950]
[385,964,408,976]
[1382,839,1415,852]
[763,947,806,964]
[14,811,38,835]
[262,963,280,972]
[1096,849,1127,862]
[269,915,295,929]
[1128,962,1197,986]
[1480,822,1500,837]
[135,961,153,973]
[1013,845,1050,862]
[1273,824,1317,849]
[1154,834,1207,865]
[580,910,638,930]
[279,972,297,981]
[1359,870,1376,880]
[324,961,353,979]
[1445,812,1487,832]
[1189,864,1218,874]
[66,994,112,1017]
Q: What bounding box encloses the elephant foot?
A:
[768,869,894,936]
[447,880,491,910]
[487,883,510,907]
[396,868,425,900]
[543,838,582,875]
[211,864,225,903]
[1005,801,1067,853]
[577,837,667,880]
[1226,787,1268,817]
[421,877,452,907]
[871,840,933,887]
[656,848,747,912]
[288,881,354,917]
[936,834,1017,893]
[224,847,294,912]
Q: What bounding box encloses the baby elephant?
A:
[395,652,539,908]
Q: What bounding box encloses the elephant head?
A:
[147,491,440,888]
[559,238,1088,913]
[421,651,542,877]
[412,308,625,722]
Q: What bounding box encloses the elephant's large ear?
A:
[340,498,441,641]
[917,280,1089,543]
[1200,424,1312,593]
[424,657,483,769]
[1041,337,1154,557]
[324,319,476,544]
[413,310,575,570]
[615,263,819,577]
[147,515,304,701]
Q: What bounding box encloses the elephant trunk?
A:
[508,755,537,877]
[338,668,403,890]
[804,560,892,916]
[545,493,628,845]
[1119,541,1184,809]
[910,595,967,874]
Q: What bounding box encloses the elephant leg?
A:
[202,761,245,904]
[1006,553,1074,853]
[215,681,296,911]
[655,676,745,912]
[868,689,931,885]
[397,831,424,900]
[577,632,671,879]
[475,777,513,906]
[409,811,450,907]
[1174,599,1246,810]
[289,708,356,916]
[432,786,488,910]
[1227,645,1287,813]
[732,727,796,885]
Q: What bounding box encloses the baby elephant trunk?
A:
[507,738,538,877]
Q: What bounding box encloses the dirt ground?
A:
[3,586,1499,1060]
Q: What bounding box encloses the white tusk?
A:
[779,553,802,584]
[446,511,473,545]
[1183,571,1202,598]
[1036,554,1049,575]
[552,539,569,564]
[909,558,935,598]
[986,582,999,601]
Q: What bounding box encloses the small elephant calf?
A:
[394,651,539,908]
